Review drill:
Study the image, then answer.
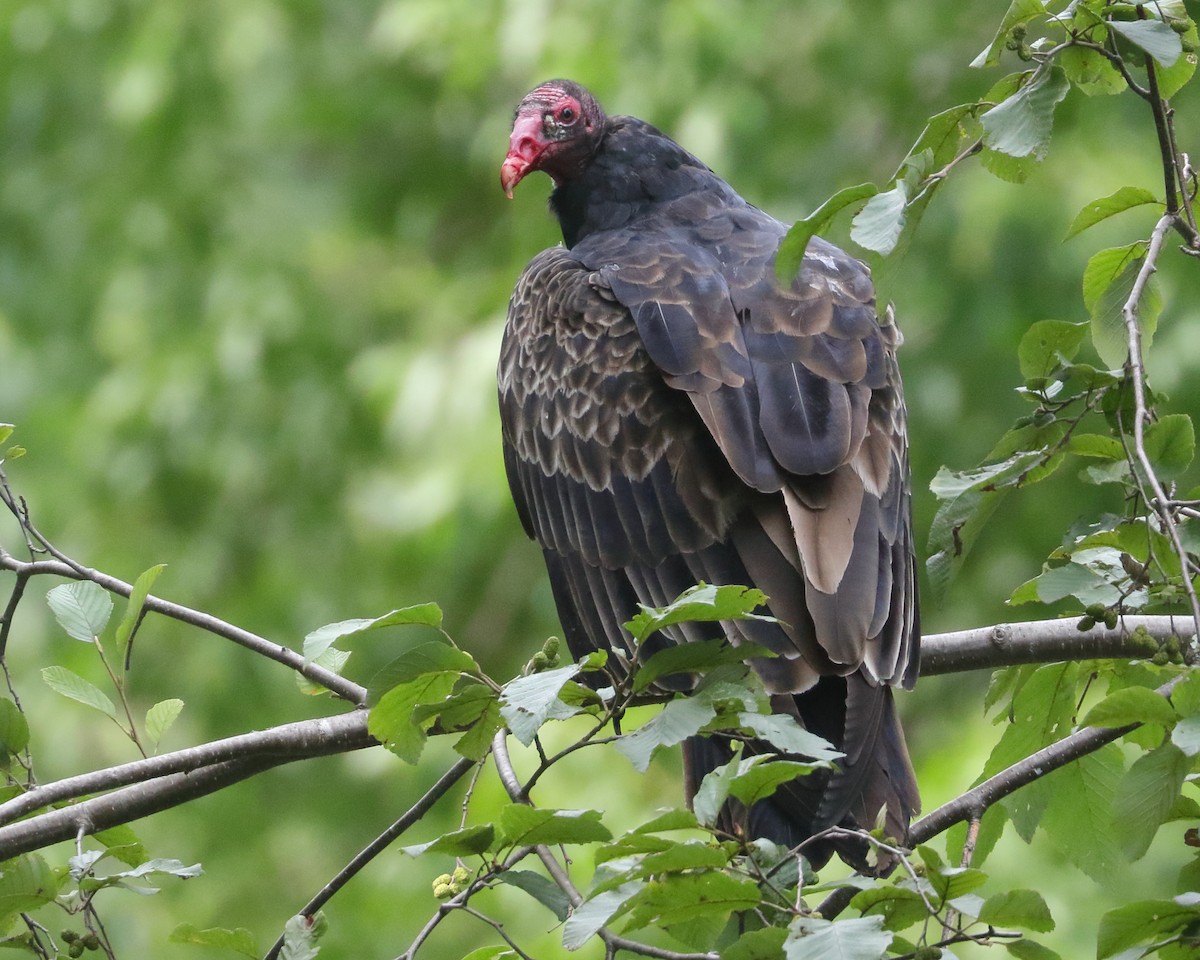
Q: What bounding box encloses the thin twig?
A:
[265,755,477,960]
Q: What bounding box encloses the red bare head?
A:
[501,80,606,198]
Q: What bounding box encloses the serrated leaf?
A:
[736,712,842,761]
[624,583,771,645]
[41,666,117,719]
[496,870,571,921]
[368,671,459,763]
[723,927,789,960]
[498,665,582,746]
[0,700,29,758]
[979,889,1055,932]
[728,758,824,807]
[303,602,444,662]
[296,646,352,696]
[460,948,515,960]
[1171,714,1200,756]
[401,823,495,858]
[622,872,760,933]
[691,747,742,828]
[1109,19,1183,68]
[1065,187,1159,241]
[1084,244,1144,314]
[784,915,892,960]
[1156,21,1198,98]
[970,0,1048,68]
[562,881,642,950]
[1018,319,1088,380]
[851,886,931,931]
[1005,940,1062,960]
[169,924,259,957]
[981,66,1070,159]
[1082,686,1175,729]
[634,638,773,693]
[850,182,908,255]
[497,806,611,848]
[614,696,716,773]
[366,642,479,706]
[114,563,166,656]
[281,914,321,960]
[776,183,878,281]
[0,854,61,927]
[1067,433,1125,460]
[1143,414,1195,478]
[1097,897,1200,959]
[145,698,184,750]
[1083,243,1162,369]
[46,581,113,643]
[92,824,148,868]
[1113,742,1191,860]
[1059,44,1128,96]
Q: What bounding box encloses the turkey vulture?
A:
[498,79,918,866]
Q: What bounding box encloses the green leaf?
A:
[1004,940,1062,960]
[1066,433,1125,460]
[281,914,322,960]
[632,809,700,834]
[40,666,118,719]
[1097,896,1200,959]
[1143,414,1195,479]
[1018,319,1088,380]
[1108,19,1183,68]
[849,182,908,256]
[1082,686,1175,729]
[459,948,515,960]
[368,671,459,763]
[622,872,761,934]
[145,698,184,750]
[92,824,148,868]
[624,583,771,645]
[495,870,571,921]
[634,637,773,693]
[296,646,352,696]
[169,924,259,957]
[400,823,495,858]
[46,581,113,643]
[691,746,743,828]
[303,602,444,662]
[728,758,824,807]
[784,915,892,960]
[496,806,611,848]
[735,712,842,761]
[365,641,479,705]
[0,854,61,928]
[498,664,582,746]
[562,882,642,950]
[1064,187,1159,241]
[1156,20,1199,98]
[981,66,1070,159]
[851,886,931,931]
[1113,742,1191,860]
[723,928,789,960]
[1059,44,1128,96]
[0,700,29,759]
[114,563,166,656]
[970,0,1048,68]
[1082,242,1163,369]
[776,183,878,281]
[1171,714,1200,756]
[614,696,716,773]
[979,889,1055,933]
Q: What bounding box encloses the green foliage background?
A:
[1,0,1198,957]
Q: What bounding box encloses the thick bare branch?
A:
[0,712,376,858]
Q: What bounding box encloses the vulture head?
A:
[501,79,607,198]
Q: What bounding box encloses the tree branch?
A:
[918,613,1184,675]
[266,754,477,960]
[0,550,366,704]
[0,712,376,858]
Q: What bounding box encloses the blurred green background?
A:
[2,0,1198,957]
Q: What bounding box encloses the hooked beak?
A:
[501,112,546,199]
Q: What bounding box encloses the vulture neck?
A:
[549,116,735,248]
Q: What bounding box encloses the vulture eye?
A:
[556,104,577,124]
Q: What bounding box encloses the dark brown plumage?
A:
[498,79,919,866]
